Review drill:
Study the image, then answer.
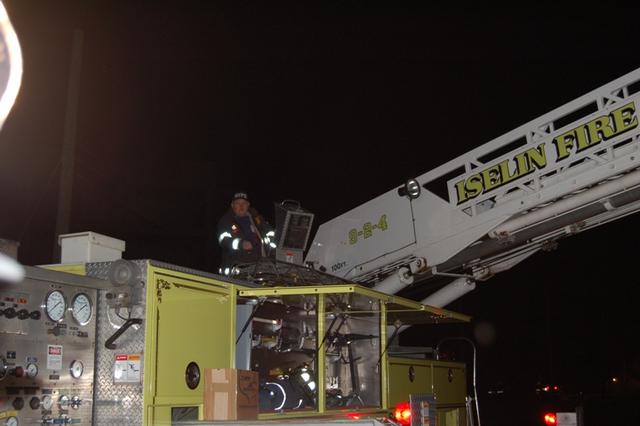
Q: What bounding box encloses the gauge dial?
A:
[45,290,66,322]
[41,395,53,410]
[69,360,83,379]
[5,416,18,426]
[71,293,92,325]
[25,363,38,378]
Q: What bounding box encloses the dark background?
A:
[1,2,639,421]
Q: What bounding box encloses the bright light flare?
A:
[394,401,412,426]
[0,1,22,128]
[0,252,24,282]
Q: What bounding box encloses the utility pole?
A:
[204,162,217,272]
[53,29,83,261]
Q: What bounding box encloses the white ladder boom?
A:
[306,67,640,291]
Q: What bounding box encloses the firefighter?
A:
[217,191,275,274]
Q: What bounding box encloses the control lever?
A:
[105,318,142,350]
[70,396,81,409]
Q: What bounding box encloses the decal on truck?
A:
[452,101,638,205]
[348,214,388,245]
[331,261,347,272]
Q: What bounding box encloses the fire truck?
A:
[1,226,477,426]
[2,2,640,423]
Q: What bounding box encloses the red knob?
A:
[13,366,24,377]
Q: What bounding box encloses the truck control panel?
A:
[1,267,97,425]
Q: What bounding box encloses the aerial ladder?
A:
[306,67,640,307]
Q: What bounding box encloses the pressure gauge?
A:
[69,360,83,379]
[71,293,92,325]
[41,395,53,410]
[4,416,18,426]
[25,363,38,378]
[45,290,66,322]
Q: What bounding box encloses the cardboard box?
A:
[204,368,259,421]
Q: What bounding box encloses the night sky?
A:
[2,1,640,414]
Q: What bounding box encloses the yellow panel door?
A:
[154,277,234,404]
[432,361,466,406]
[387,359,432,407]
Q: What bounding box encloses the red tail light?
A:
[544,412,557,425]
[394,401,412,426]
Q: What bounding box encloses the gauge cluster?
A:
[43,289,93,326]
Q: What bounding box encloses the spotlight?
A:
[398,178,421,199]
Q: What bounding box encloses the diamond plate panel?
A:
[87,261,148,426]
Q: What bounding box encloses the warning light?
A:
[553,385,559,391]
[544,413,557,425]
[346,413,361,420]
[394,401,412,426]
[612,377,618,383]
